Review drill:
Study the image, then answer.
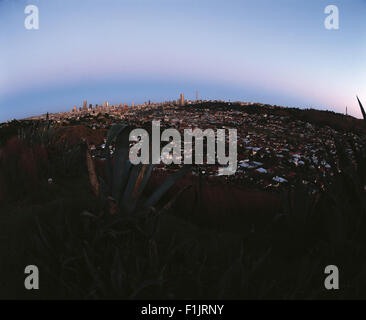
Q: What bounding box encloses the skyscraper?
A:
[196,91,199,101]
[180,93,185,106]
[83,100,87,110]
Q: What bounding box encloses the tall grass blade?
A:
[86,145,99,197]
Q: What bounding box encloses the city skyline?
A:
[0,0,365,122]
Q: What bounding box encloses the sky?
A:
[0,0,365,122]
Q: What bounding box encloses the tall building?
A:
[196,91,199,101]
[180,93,185,106]
[73,106,77,112]
[103,101,109,108]
[83,100,87,110]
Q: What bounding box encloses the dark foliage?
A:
[1,102,366,299]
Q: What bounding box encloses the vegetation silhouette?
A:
[0,98,365,299]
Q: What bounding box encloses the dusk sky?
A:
[0,0,365,122]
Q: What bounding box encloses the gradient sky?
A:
[0,0,365,122]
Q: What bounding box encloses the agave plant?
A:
[87,124,191,215]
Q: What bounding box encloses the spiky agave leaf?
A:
[143,165,192,209]
[119,164,158,215]
[111,127,132,202]
[104,124,127,186]
[133,164,156,201]
[357,96,366,126]
[105,124,127,147]
[120,163,143,214]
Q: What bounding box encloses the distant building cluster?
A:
[62,93,205,117]
[27,92,257,124]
